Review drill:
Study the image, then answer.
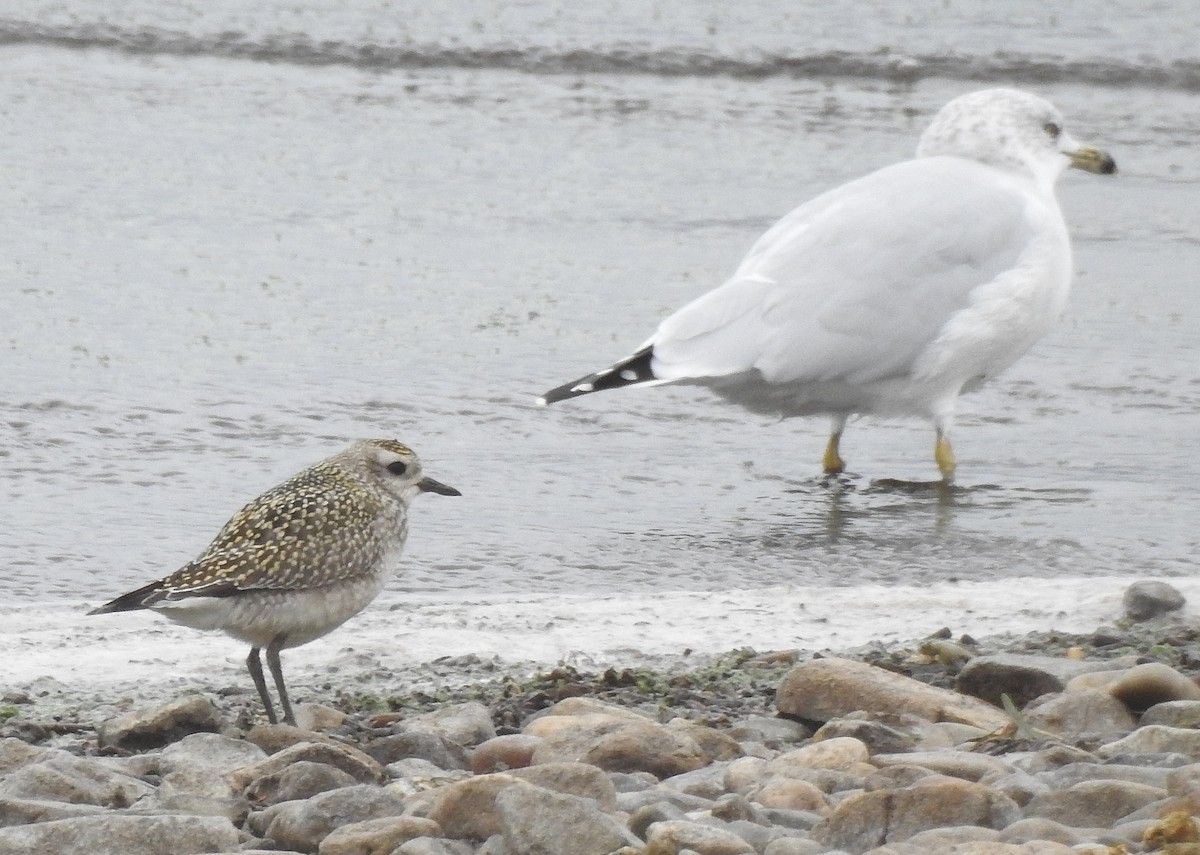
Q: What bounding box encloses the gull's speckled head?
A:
[916,88,1116,185]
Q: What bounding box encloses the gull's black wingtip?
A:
[538,347,657,406]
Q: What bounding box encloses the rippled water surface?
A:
[2,1,1198,606]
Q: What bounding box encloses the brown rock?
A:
[665,719,742,762]
[423,773,519,840]
[643,819,756,855]
[229,741,384,791]
[767,738,870,775]
[813,779,1020,851]
[528,714,708,778]
[750,777,829,813]
[244,760,358,807]
[245,724,347,754]
[294,704,349,733]
[537,697,652,721]
[96,696,224,752]
[317,816,441,855]
[471,734,543,774]
[775,658,1007,730]
[1068,663,1200,712]
[508,762,618,811]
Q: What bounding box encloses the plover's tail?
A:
[86,580,163,615]
[538,346,657,405]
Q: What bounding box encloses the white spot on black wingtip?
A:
[535,396,549,407]
[619,369,637,381]
[575,382,595,393]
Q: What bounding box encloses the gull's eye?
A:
[386,461,408,476]
[1043,121,1062,140]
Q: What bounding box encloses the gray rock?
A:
[394,839,475,855]
[96,695,223,752]
[1166,762,1200,795]
[1024,779,1167,827]
[1123,580,1186,621]
[979,769,1049,806]
[863,765,938,792]
[996,816,1083,845]
[496,780,636,855]
[161,731,267,778]
[399,702,497,748]
[763,840,827,855]
[900,825,1000,850]
[761,808,824,831]
[711,793,767,824]
[0,750,154,808]
[508,761,618,811]
[608,771,659,792]
[812,719,916,755]
[1022,688,1137,739]
[1143,700,1200,729]
[643,819,756,855]
[244,760,358,806]
[257,784,407,852]
[0,796,107,825]
[362,731,470,770]
[1045,761,1173,790]
[0,813,238,855]
[1098,725,1200,759]
[871,750,1010,782]
[726,716,811,747]
[157,733,267,803]
[658,762,732,800]
[955,655,1069,709]
[629,800,688,840]
[616,787,715,814]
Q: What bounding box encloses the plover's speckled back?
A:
[88,439,460,726]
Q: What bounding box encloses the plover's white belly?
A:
[154,571,390,649]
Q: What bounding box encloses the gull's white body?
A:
[540,88,1116,479]
[652,154,1071,430]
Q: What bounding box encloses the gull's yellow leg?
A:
[934,431,956,483]
[823,431,845,475]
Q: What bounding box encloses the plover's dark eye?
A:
[1043,122,1061,140]
[386,461,408,476]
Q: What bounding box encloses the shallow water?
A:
[1,4,1198,629]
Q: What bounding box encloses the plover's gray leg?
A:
[246,647,279,724]
[266,635,295,727]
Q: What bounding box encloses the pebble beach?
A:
[5,581,1200,854]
